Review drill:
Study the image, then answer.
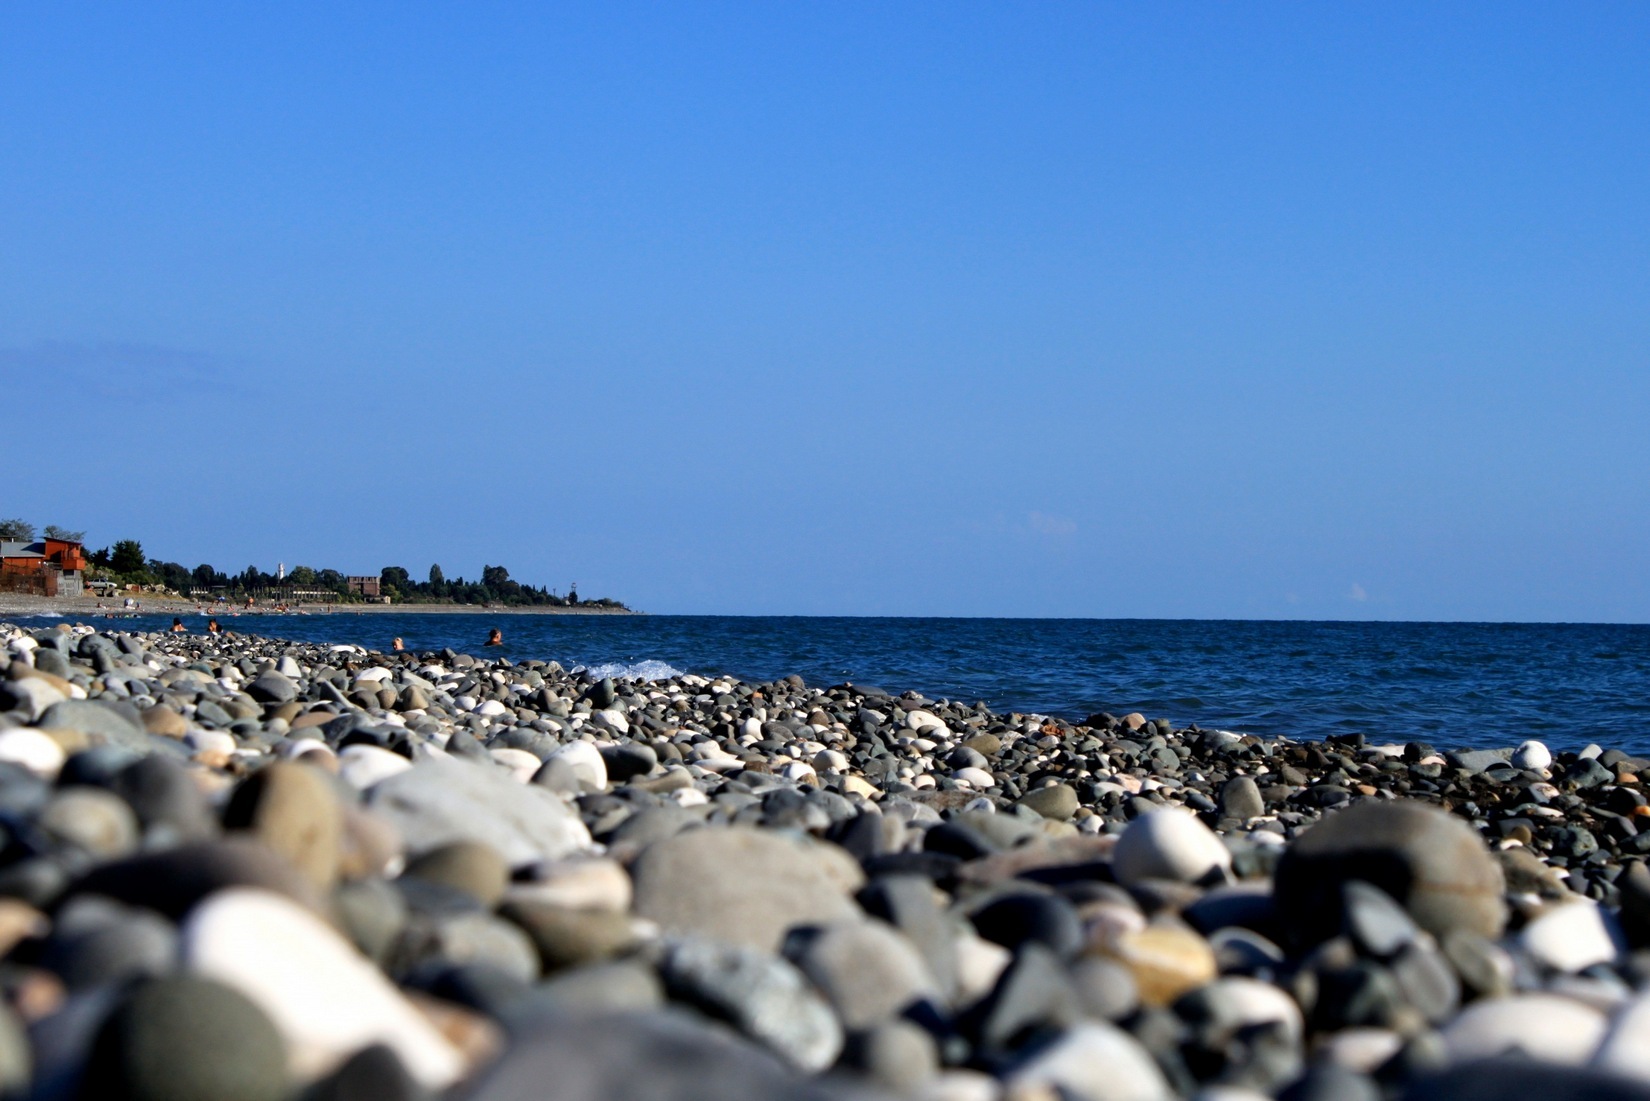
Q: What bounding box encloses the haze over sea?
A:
[22,613,1650,756]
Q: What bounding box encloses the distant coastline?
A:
[0,593,640,618]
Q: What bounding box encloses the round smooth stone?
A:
[1441,993,1607,1066]
[1520,901,1625,973]
[1112,808,1232,886]
[338,745,414,789]
[0,728,66,779]
[182,887,465,1088]
[80,976,289,1101]
[1511,740,1553,771]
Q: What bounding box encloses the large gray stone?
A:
[463,1009,846,1101]
[1274,800,1506,948]
[79,976,289,1101]
[660,938,842,1072]
[37,699,147,748]
[790,920,941,1029]
[631,826,863,953]
[368,757,590,868]
[245,671,299,705]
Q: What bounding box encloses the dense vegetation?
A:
[0,519,625,608]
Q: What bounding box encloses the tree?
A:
[315,569,346,593]
[481,565,511,589]
[153,561,192,592]
[90,547,112,569]
[42,525,84,542]
[288,565,317,586]
[0,519,34,541]
[193,564,220,589]
[110,540,147,575]
[380,566,410,592]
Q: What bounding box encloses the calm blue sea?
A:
[12,614,1650,754]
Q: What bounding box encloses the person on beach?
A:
[484,627,503,646]
[170,618,186,633]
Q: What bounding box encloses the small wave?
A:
[576,659,685,682]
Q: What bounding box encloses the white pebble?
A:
[186,729,237,755]
[1004,1021,1172,1101]
[548,740,607,790]
[0,728,65,779]
[1441,993,1607,1066]
[183,888,464,1087]
[1511,740,1553,771]
[338,744,414,789]
[489,747,543,783]
[1520,901,1625,972]
[1113,808,1232,886]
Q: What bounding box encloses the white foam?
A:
[575,659,684,683]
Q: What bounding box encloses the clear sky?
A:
[2,3,1646,620]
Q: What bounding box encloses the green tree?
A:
[315,569,346,593]
[380,566,410,596]
[42,524,84,542]
[193,564,220,589]
[0,519,34,541]
[288,565,317,586]
[110,540,147,575]
[152,561,192,592]
[428,563,444,587]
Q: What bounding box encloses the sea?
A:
[11,613,1650,755]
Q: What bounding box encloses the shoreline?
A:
[0,593,639,618]
[0,618,1644,1099]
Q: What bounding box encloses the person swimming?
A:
[170,618,186,633]
[484,628,503,646]
[392,637,404,651]
[207,618,220,634]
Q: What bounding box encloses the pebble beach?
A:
[1,620,1648,1100]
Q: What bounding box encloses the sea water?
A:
[15,613,1650,754]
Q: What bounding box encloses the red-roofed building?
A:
[0,538,88,596]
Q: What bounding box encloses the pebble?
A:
[1003,1020,1173,1101]
[548,740,608,791]
[1112,808,1233,886]
[1512,739,1553,771]
[38,786,139,858]
[658,937,843,1071]
[80,975,289,1101]
[6,618,1650,1101]
[790,919,941,1029]
[631,826,863,952]
[338,744,414,789]
[0,727,66,778]
[1091,923,1218,1008]
[221,759,344,889]
[404,840,511,907]
[182,887,466,1087]
[1520,900,1625,972]
[369,756,592,867]
[1274,800,1506,947]
[1440,992,1608,1066]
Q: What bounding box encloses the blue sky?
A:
[2,3,1646,619]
